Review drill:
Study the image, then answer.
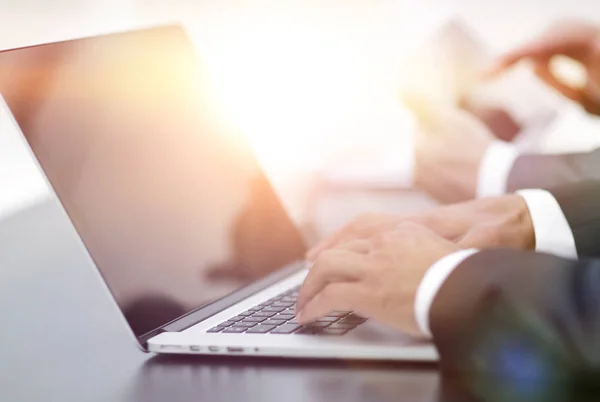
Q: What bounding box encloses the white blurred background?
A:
[3,0,600,238]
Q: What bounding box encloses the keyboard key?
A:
[319,328,349,336]
[328,311,350,317]
[222,327,247,333]
[287,319,300,324]
[246,325,277,334]
[228,316,245,322]
[207,327,223,333]
[218,321,236,327]
[340,315,367,324]
[283,288,300,295]
[296,327,320,335]
[327,323,357,330]
[261,319,287,326]
[315,316,339,323]
[271,324,302,334]
[248,307,262,312]
[262,306,286,313]
[253,311,277,318]
[237,311,253,317]
[276,312,294,318]
[295,322,331,335]
[281,296,297,302]
[272,301,295,308]
[242,316,267,323]
[303,322,330,328]
[233,322,257,328]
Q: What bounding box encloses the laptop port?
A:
[208,346,219,352]
[160,344,182,351]
[227,347,244,353]
[189,345,201,352]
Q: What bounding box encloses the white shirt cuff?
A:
[517,189,578,259]
[476,140,520,198]
[414,249,479,338]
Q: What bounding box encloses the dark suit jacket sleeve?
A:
[507,148,600,192]
[547,181,600,257]
[430,249,600,393]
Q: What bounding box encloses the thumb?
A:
[534,60,584,103]
[481,40,557,80]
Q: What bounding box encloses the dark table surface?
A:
[0,199,473,402]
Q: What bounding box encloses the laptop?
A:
[0,25,435,361]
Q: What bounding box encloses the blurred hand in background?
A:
[406,93,496,203]
[486,19,600,114]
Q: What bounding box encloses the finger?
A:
[336,239,372,254]
[306,226,350,261]
[482,29,590,80]
[296,283,372,324]
[534,61,584,102]
[482,52,527,79]
[481,37,570,79]
[296,250,368,313]
[307,218,395,260]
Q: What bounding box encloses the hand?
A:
[485,20,600,113]
[296,223,459,337]
[460,99,521,142]
[404,94,496,204]
[307,194,535,261]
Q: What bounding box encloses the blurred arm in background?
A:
[411,19,600,204]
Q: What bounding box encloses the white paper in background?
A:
[0,97,50,220]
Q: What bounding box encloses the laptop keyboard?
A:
[207,286,367,336]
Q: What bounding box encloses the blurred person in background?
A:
[295,19,600,400]
[413,19,600,204]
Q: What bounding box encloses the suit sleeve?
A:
[430,249,600,388]
[547,181,600,257]
[506,148,600,192]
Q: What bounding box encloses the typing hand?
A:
[296,223,458,337]
[307,194,534,262]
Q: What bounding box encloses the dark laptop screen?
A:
[0,26,306,337]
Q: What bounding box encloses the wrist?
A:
[514,195,536,250]
[451,136,493,200]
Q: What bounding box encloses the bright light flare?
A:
[192,11,417,179]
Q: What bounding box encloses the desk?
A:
[0,200,487,402]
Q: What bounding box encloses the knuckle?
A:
[316,251,336,268]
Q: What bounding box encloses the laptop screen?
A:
[0,26,307,337]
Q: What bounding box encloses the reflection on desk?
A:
[133,356,440,402]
